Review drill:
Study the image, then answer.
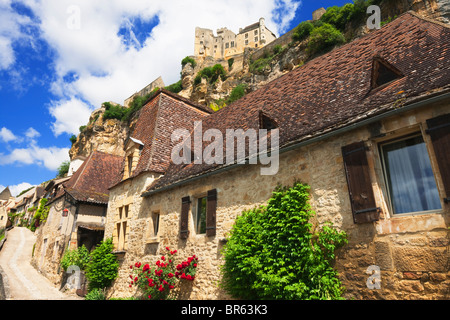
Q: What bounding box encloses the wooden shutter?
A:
[180,196,191,239]
[206,189,217,237]
[426,113,450,203]
[342,142,380,224]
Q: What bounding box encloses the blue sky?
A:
[0,0,350,196]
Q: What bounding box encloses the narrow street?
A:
[0,227,82,300]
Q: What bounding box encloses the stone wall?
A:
[106,101,449,300]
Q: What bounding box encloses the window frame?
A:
[378,132,443,217]
[194,195,208,235]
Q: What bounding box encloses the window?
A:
[152,211,160,237]
[127,155,133,177]
[179,190,217,239]
[245,33,248,39]
[380,134,441,215]
[195,197,207,234]
[255,37,258,42]
[245,40,249,46]
[254,30,258,35]
[371,58,403,89]
[231,41,235,48]
[115,205,129,251]
[225,42,229,49]
[260,112,278,131]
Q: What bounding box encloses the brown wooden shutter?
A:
[206,189,217,237]
[426,113,450,203]
[342,142,380,224]
[180,196,191,239]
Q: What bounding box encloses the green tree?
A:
[85,238,119,292]
[60,245,91,271]
[307,23,345,55]
[221,182,347,300]
[56,161,70,178]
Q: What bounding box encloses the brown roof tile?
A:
[64,151,122,204]
[145,12,450,194]
[110,89,211,188]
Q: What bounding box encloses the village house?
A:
[105,12,450,300]
[31,151,122,286]
[194,18,277,60]
[0,187,13,230]
[104,90,211,276]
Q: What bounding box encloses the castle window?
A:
[231,41,235,47]
[254,30,258,35]
[225,43,229,49]
[245,33,248,39]
[255,36,258,42]
[245,40,249,46]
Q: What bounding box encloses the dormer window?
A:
[123,137,144,180]
[371,58,403,89]
[259,112,278,131]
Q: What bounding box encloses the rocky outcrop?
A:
[69,106,129,160]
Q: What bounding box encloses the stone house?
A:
[31,151,122,286]
[0,187,13,230]
[195,18,277,60]
[103,89,211,288]
[106,12,450,300]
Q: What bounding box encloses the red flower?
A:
[143,264,150,272]
[156,260,160,266]
[193,263,197,268]
[169,285,174,289]
[135,262,141,268]
[148,294,152,299]
[168,273,174,278]
[134,277,138,282]
[129,265,133,269]
[166,246,170,251]
[163,280,168,285]
[129,284,132,288]
[161,256,165,261]
[176,264,182,270]
[158,285,165,292]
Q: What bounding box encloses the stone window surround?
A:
[366,122,448,234]
[146,209,161,244]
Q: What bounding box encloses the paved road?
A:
[0,227,82,300]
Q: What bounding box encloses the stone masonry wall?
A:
[107,101,449,300]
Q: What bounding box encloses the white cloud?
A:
[13,0,301,133]
[0,0,35,70]
[0,142,70,171]
[0,127,21,143]
[25,127,40,140]
[48,97,94,136]
[9,183,34,197]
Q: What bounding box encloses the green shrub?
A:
[226,84,247,105]
[272,44,283,55]
[79,125,87,133]
[181,56,197,68]
[228,58,234,70]
[60,245,91,271]
[70,135,77,145]
[56,161,70,178]
[85,238,119,292]
[292,21,314,42]
[85,288,106,300]
[221,182,347,300]
[194,64,226,86]
[307,23,345,55]
[165,80,183,94]
[103,102,128,121]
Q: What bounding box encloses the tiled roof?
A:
[110,89,211,188]
[145,12,450,194]
[63,151,123,204]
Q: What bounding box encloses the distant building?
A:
[194,18,277,59]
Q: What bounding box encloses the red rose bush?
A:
[129,247,198,300]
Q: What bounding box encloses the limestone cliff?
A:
[69,106,129,160]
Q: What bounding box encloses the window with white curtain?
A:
[381,134,442,215]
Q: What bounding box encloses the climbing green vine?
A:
[221,182,348,300]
